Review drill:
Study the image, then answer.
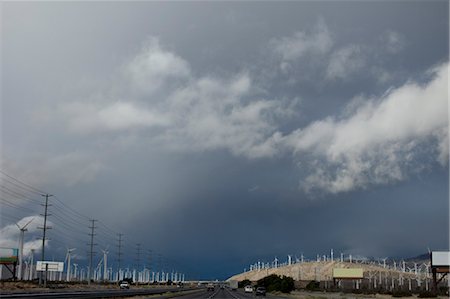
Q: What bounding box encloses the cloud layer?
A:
[286,63,448,193]
[52,33,449,194]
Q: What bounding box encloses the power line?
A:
[0,197,40,214]
[52,196,90,221]
[0,170,46,195]
[0,185,42,204]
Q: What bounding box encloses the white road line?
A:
[206,288,221,299]
[225,287,241,299]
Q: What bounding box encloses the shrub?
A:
[238,279,251,288]
[257,274,295,293]
[392,290,413,297]
[305,280,320,291]
[418,291,437,298]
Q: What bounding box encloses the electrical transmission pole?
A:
[87,219,98,285]
[135,243,142,271]
[116,233,123,281]
[38,194,52,286]
[147,249,152,272]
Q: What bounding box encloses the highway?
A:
[0,287,288,299]
[0,287,195,299]
[170,287,287,299]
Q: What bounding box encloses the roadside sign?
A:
[36,261,64,272]
[0,247,18,264]
[431,251,450,267]
[333,268,364,279]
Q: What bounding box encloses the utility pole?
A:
[87,219,97,285]
[38,194,52,286]
[135,243,141,282]
[136,244,142,269]
[116,233,123,281]
[147,249,152,284]
[147,249,152,272]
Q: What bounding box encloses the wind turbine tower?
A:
[102,248,109,281]
[16,218,34,280]
[29,249,35,280]
[65,248,76,282]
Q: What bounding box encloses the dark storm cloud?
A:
[1,1,448,279]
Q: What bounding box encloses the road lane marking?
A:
[225,287,241,299]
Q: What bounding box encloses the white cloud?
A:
[64,102,170,133]
[62,41,291,159]
[326,45,365,81]
[160,73,282,158]
[286,62,448,193]
[270,18,332,67]
[126,37,190,95]
[0,216,47,256]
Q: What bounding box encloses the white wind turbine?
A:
[73,263,78,281]
[381,257,388,269]
[65,248,76,281]
[16,218,34,280]
[101,248,109,281]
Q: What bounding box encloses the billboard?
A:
[332,268,364,279]
[36,261,64,272]
[0,247,18,264]
[431,251,450,267]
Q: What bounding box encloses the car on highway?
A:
[119,281,130,289]
[207,283,215,291]
[256,286,266,296]
[244,285,253,293]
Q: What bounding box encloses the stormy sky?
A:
[1,1,449,280]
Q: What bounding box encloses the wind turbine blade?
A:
[22,217,35,229]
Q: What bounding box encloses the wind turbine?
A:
[73,263,78,281]
[29,249,35,280]
[16,218,34,280]
[65,248,76,281]
[381,257,388,269]
[101,248,109,281]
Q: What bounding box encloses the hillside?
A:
[227,260,427,282]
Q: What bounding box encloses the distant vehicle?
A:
[119,281,130,289]
[207,283,215,291]
[229,280,238,290]
[256,286,266,296]
[244,285,253,293]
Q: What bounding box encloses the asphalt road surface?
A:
[169,287,287,299]
[0,287,288,299]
